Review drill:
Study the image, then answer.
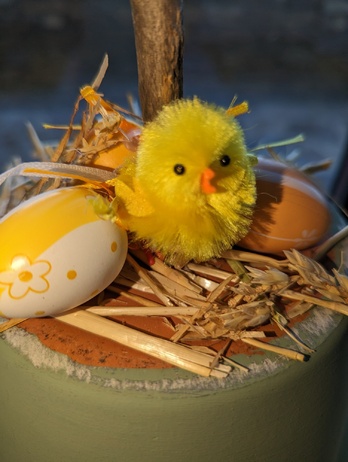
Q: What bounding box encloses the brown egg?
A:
[238,158,331,254]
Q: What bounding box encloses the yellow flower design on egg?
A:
[0,255,51,299]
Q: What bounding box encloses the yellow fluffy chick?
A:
[108,98,256,266]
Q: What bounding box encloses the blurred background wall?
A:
[1,0,348,203]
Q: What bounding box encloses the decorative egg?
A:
[89,118,141,170]
[238,158,331,254]
[0,187,127,318]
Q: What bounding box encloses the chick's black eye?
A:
[220,155,231,167]
[174,164,185,175]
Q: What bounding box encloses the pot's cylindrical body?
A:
[1,310,347,462]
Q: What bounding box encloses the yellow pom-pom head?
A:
[136,98,250,208]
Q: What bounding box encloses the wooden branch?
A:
[130,0,184,121]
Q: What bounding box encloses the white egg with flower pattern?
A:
[0,187,127,318]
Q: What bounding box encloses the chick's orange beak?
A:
[200,167,217,194]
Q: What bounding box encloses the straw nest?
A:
[1,57,348,378]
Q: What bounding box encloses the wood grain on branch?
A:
[130,0,184,122]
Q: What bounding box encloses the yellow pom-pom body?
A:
[111,98,256,266]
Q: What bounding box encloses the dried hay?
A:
[1,56,348,377]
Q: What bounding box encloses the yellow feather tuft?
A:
[226,101,249,117]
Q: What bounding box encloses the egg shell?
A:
[0,187,127,318]
[89,118,141,170]
[238,158,331,254]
